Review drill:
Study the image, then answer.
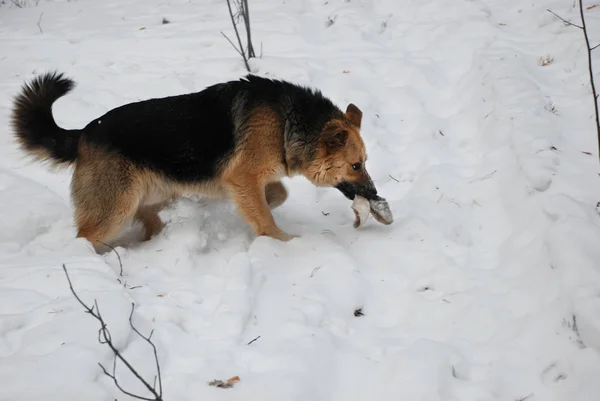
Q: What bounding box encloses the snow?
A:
[1,0,600,400]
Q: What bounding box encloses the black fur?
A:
[11,71,80,164]
[335,179,378,201]
[12,72,345,183]
[82,83,238,181]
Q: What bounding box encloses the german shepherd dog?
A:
[11,72,379,251]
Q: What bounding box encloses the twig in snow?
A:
[354,308,364,317]
[389,174,399,182]
[548,5,600,160]
[62,264,164,401]
[223,0,257,72]
[221,31,246,58]
[516,393,535,401]
[324,15,337,28]
[241,0,255,58]
[37,12,43,33]
[469,170,497,183]
[310,265,322,277]
[547,9,582,28]
[247,335,261,345]
[97,240,123,276]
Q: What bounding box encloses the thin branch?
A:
[98,362,155,401]
[577,1,600,159]
[37,12,43,33]
[129,303,162,397]
[242,0,255,58]
[62,264,163,401]
[220,31,244,57]
[469,169,497,183]
[592,44,600,51]
[97,240,123,276]
[224,0,251,72]
[548,5,600,160]
[547,9,583,29]
[247,335,261,345]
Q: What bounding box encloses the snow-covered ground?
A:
[1,0,600,400]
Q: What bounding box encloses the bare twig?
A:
[241,0,255,58]
[247,335,261,345]
[577,2,600,159]
[62,264,163,401]
[37,12,43,33]
[97,240,123,276]
[469,170,497,183]
[547,9,583,29]
[220,31,245,58]
[548,5,599,159]
[224,0,251,72]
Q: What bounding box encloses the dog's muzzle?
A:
[335,174,378,200]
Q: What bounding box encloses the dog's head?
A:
[304,104,377,200]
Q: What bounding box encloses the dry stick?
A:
[128,303,162,398]
[547,9,583,28]
[241,0,255,58]
[97,240,124,276]
[62,264,163,401]
[37,12,43,33]
[548,5,600,160]
[221,31,245,58]
[577,1,600,160]
[225,0,251,72]
[247,335,261,345]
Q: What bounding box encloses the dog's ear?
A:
[322,124,348,151]
[345,103,362,127]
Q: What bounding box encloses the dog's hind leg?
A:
[71,148,141,252]
[265,181,288,209]
[135,202,167,241]
[75,198,140,253]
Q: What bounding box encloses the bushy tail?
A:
[11,71,81,166]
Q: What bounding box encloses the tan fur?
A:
[71,143,229,251]
[66,103,368,250]
[14,135,72,172]
[220,106,292,241]
[299,105,369,189]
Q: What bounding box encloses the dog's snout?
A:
[355,172,377,199]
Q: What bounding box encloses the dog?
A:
[11,72,379,251]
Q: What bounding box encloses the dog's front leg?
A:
[224,177,295,242]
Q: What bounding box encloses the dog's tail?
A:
[11,71,81,167]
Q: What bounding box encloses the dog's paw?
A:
[261,228,299,242]
[279,232,300,242]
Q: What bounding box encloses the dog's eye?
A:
[352,163,362,171]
